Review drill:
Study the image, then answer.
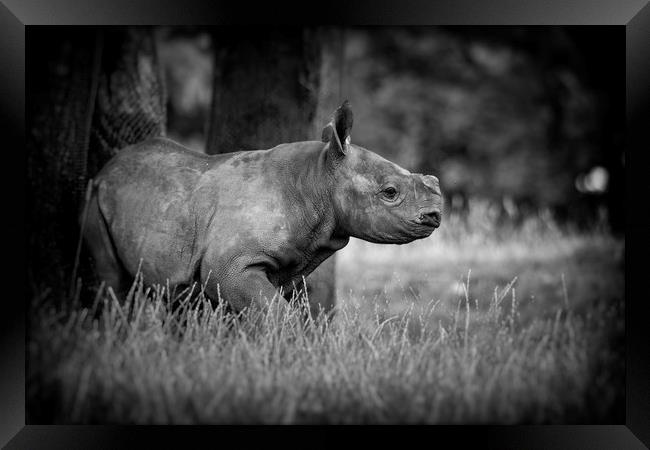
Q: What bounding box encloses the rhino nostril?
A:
[427,210,441,225]
[419,209,442,227]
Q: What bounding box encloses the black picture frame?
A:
[4,0,649,447]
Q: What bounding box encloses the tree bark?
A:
[89,27,167,175]
[27,28,101,298]
[27,27,166,301]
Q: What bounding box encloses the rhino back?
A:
[95,138,220,284]
[193,148,299,282]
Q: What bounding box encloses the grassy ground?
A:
[27,202,624,424]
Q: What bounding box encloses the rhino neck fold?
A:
[275,142,344,251]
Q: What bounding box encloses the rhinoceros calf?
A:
[83,101,442,315]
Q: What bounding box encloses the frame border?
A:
[5,0,649,448]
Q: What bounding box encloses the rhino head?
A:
[322,101,443,244]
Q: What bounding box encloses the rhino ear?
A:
[322,100,353,156]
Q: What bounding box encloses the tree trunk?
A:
[88,27,167,175]
[206,27,341,317]
[27,28,101,299]
[27,27,166,301]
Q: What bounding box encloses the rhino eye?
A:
[383,186,398,200]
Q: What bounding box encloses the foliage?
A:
[342,27,617,216]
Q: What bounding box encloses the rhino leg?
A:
[304,257,337,320]
[83,191,131,300]
[200,250,284,317]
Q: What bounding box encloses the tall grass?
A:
[27,201,624,424]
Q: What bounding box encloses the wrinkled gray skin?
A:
[83,102,443,314]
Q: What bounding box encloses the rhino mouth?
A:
[414,211,441,229]
[404,219,437,241]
